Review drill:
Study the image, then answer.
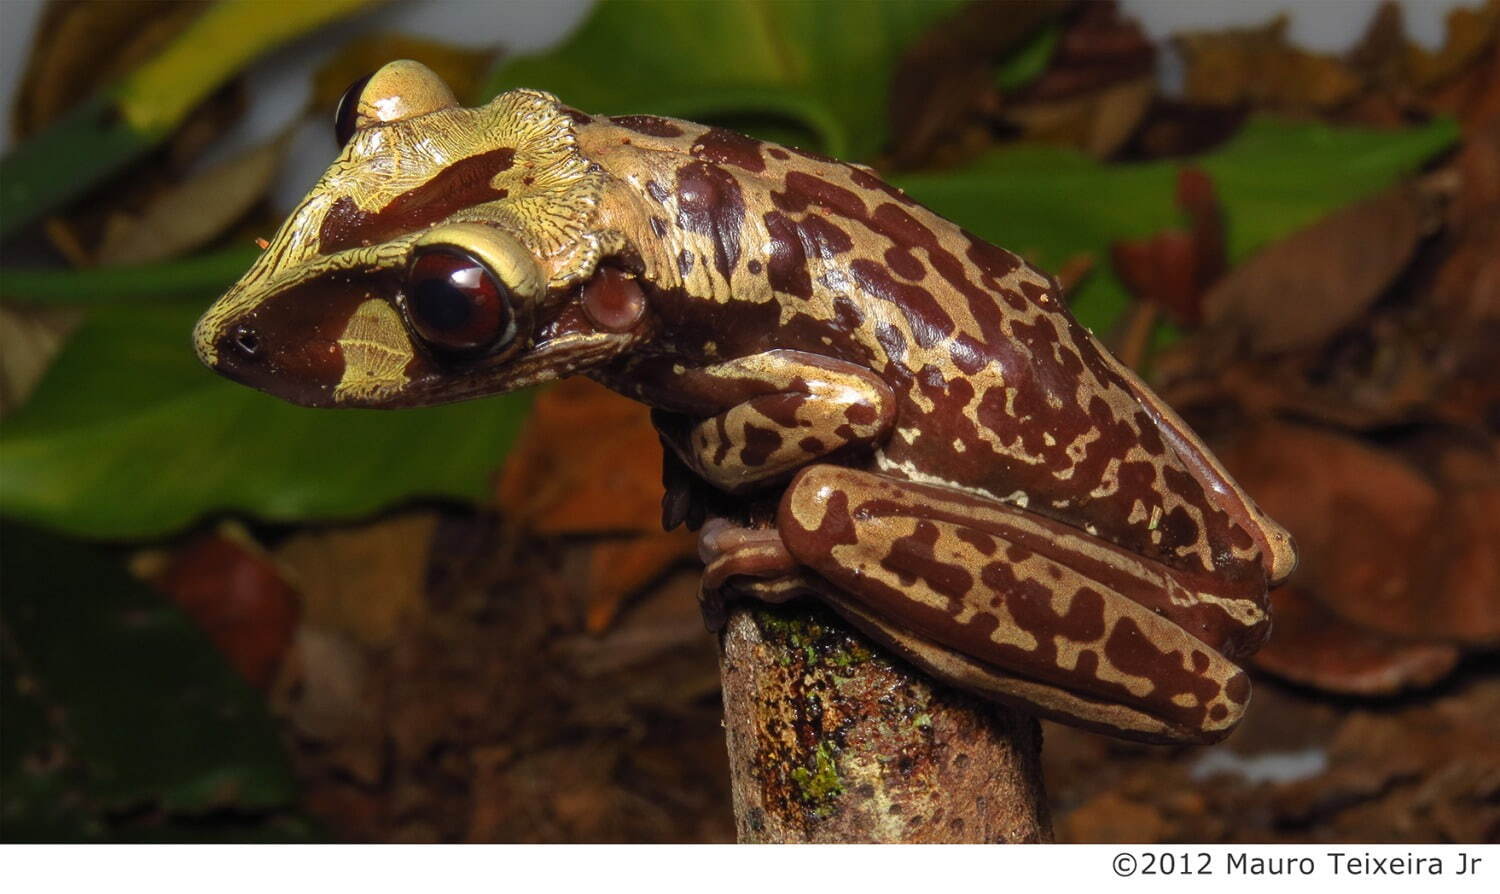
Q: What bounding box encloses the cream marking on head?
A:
[335,299,413,401]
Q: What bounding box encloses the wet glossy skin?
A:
[195,61,1296,744]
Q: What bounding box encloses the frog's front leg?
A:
[750,465,1263,745]
[642,351,888,495]
[622,349,896,496]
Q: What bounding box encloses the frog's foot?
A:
[695,517,823,631]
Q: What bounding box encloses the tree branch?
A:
[718,600,1052,842]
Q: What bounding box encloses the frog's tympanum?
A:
[196,62,1296,744]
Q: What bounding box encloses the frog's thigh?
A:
[661,351,894,493]
[777,465,1251,744]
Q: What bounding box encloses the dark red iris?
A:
[333,72,373,147]
[404,248,513,354]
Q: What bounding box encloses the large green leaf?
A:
[0,302,530,539]
[1,522,310,840]
[482,0,966,161]
[895,116,1460,333]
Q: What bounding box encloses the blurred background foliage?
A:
[1,0,1495,842]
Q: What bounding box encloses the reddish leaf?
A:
[154,527,299,690]
[1110,167,1224,326]
[1217,421,1500,650]
[495,378,667,535]
[584,529,698,634]
[1252,584,1460,695]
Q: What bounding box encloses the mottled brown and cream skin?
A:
[196,62,1296,744]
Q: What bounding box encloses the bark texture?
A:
[719,600,1052,842]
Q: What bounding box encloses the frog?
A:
[194,61,1296,744]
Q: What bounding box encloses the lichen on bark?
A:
[718,599,1052,843]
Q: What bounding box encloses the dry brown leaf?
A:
[11,1,247,264]
[887,0,1069,168]
[275,512,437,648]
[1406,0,1500,90]
[1176,15,1363,113]
[1058,792,1166,844]
[1126,100,1248,159]
[1202,184,1434,353]
[1019,0,1155,101]
[583,529,698,634]
[1270,681,1500,831]
[11,1,203,138]
[1004,76,1154,158]
[0,303,82,417]
[1347,2,1410,87]
[95,136,286,265]
[1251,584,1460,696]
[495,378,667,534]
[996,2,1157,159]
[275,625,385,777]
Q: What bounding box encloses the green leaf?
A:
[0,522,295,820]
[0,303,531,539]
[995,22,1061,93]
[481,0,966,161]
[894,116,1460,334]
[0,247,260,306]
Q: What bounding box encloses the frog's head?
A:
[193,61,645,408]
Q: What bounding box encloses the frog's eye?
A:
[333,73,373,147]
[403,247,516,355]
[333,60,458,148]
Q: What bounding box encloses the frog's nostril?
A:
[231,325,261,357]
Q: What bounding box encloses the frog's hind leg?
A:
[775,464,1261,745]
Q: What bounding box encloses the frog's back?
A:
[571,110,1267,585]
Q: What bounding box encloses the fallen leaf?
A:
[1406,0,1500,91]
[1428,38,1500,133]
[1176,15,1364,113]
[1110,167,1224,326]
[1124,99,1248,159]
[994,2,1157,159]
[1216,420,1500,648]
[274,512,437,648]
[1251,584,1460,695]
[1270,682,1500,831]
[1346,2,1410,88]
[154,523,301,690]
[1005,76,1155,159]
[275,626,383,759]
[1201,183,1435,353]
[0,304,81,417]
[10,0,248,264]
[95,136,285,265]
[495,378,666,535]
[1214,419,1432,614]
[11,1,203,139]
[1018,0,1155,101]
[1058,791,1166,844]
[886,0,1067,168]
[583,529,698,634]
